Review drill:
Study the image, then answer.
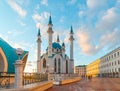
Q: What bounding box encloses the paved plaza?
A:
[47,78,120,91]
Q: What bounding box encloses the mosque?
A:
[37,16,74,74]
[0,38,28,73]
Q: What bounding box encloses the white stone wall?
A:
[99,47,120,77]
[40,53,73,74]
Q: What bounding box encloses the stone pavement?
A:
[46,78,120,91]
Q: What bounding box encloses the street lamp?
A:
[16,48,23,60]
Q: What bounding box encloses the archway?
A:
[0,48,8,72]
[43,58,46,68]
[54,58,57,72]
[58,58,61,73]
[66,60,68,74]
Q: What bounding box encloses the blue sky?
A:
[0,0,120,72]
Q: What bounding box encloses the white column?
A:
[14,60,23,88]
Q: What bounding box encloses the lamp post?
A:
[14,48,23,88]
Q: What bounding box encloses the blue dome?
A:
[0,38,28,73]
[52,42,61,49]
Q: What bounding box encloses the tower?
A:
[69,26,74,61]
[47,15,53,57]
[69,26,74,73]
[37,28,41,73]
[62,42,65,58]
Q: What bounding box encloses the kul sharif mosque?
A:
[37,15,74,74]
[0,15,74,74]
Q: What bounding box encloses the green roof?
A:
[0,38,28,73]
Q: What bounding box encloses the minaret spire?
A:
[47,14,54,57]
[69,25,74,61]
[57,35,60,43]
[37,27,42,73]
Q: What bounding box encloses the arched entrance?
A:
[66,60,68,74]
[0,48,8,72]
[58,58,61,73]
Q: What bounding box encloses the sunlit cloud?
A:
[41,0,48,6]
[7,0,27,17]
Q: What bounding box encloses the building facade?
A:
[86,59,100,77]
[99,47,120,77]
[0,38,28,73]
[75,65,86,77]
[37,16,74,74]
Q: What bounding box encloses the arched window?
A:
[58,58,61,73]
[54,58,56,72]
[66,60,68,73]
[43,58,46,68]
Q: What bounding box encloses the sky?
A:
[0,0,120,72]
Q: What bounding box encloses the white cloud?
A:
[18,20,26,26]
[8,0,27,17]
[87,0,107,10]
[68,0,77,5]
[41,0,48,6]
[32,12,50,39]
[99,28,120,49]
[76,27,98,55]
[96,7,120,31]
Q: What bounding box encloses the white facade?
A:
[75,65,86,77]
[99,47,120,77]
[37,16,74,74]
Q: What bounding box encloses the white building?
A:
[75,65,86,77]
[37,15,74,74]
[99,47,120,77]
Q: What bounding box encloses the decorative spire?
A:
[48,15,52,25]
[38,28,41,36]
[62,42,65,47]
[70,25,74,34]
[57,35,60,43]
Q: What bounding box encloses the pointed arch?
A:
[66,60,68,74]
[43,58,46,68]
[0,48,8,72]
[58,58,61,73]
[54,58,57,72]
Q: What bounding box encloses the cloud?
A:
[96,7,120,31]
[76,27,98,55]
[68,0,77,5]
[32,12,50,39]
[41,0,48,6]
[99,28,120,49]
[87,0,107,10]
[18,20,26,26]
[8,0,27,17]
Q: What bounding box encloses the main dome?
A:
[52,42,61,49]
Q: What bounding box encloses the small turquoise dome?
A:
[0,38,28,73]
[52,42,61,49]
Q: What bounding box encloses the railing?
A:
[50,73,79,81]
[0,72,14,89]
[23,73,48,85]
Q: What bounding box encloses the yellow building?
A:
[86,59,100,77]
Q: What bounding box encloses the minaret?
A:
[69,26,74,61]
[62,42,65,58]
[57,35,60,43]
[37,28,41,73]
[47,15,53,57]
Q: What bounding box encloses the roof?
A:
[52,42,62,49]
[0,38,28,73]
[76,65,86,67]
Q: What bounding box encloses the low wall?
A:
[61,77,81,85]
[1,81,53,91]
